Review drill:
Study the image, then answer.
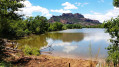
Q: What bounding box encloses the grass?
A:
[89,43,93,67]
[88,43,116,67]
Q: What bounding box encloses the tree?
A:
[49,22,63,31]
[104,1,119,66]
[0,0,25,61]
[25,16,48,34]
[113,0,119,7]
[105,17,119,66]
[0,0,24,34]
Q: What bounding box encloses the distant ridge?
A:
[49,13,101,26]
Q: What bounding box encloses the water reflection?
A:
[17,28,111,60]
[46,33,84,42]
[17,34,48,48]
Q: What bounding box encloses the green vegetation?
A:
[0,0,25,63]
[104,17,119,66]
[83,24,104,28]
[48,22,63,31]
[0,0,24,35]
[0,61,12,67]
[0,15,83,38]
[63,24,82,29]
[102,1,119,66]
[23,45,40,56]
[113,0,119,7]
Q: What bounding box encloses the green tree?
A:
[49,22,63,31]
[105,17,119,66]
[0,0,24,34]
[26,16,48,34]
[0,0,25,62]
[113,0,119,7]
[104,1,119,66]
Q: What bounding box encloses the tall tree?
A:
[0,0,25,61]
[0,0,24,34]
[104,0,119,66]
[113,0,119,7]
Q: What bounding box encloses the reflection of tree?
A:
[46,33,84,42]
[17,35,47,49]
[104,17,119,67]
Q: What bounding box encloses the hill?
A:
[48,13,101,26]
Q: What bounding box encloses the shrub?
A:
[0,61,12,67]
[23,45,40,56]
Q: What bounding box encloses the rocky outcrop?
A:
[48,13,101,26]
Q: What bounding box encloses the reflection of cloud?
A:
[84,33,111,42]
[53,42,77,53]
[53,42,71,46]
[47,39,77,53]
[63,46,77,53]
[47,39,71,46]
[47,39,54,45]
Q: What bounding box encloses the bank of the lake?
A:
[22,55,98,67]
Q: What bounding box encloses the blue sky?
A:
[17,0,119,23]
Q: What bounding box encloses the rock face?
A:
[49,13,101,26]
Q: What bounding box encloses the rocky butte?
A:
[49,13,101,26]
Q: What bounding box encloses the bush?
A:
[23,45,40,56]
[0,61,12,67]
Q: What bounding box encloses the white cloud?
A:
[90,11,101,15]
[84,7,119,23]
[75,2,89,7]
[98,0,104,3]
[75,2,81,6]
[62,2,78,9]
[51,9,71,13]
[81,3,89,7]
[16,0,52,18]
[20,1,32,7]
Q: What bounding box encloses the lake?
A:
[17,28,111,61]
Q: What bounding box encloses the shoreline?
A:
[18,55,98,67]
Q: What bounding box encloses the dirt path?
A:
[13,55,97,67]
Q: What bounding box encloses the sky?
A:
[17,0,119,23]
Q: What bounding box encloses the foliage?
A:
[48,22,82,31]
[26,16,48,34]
[0,61,12,67]
[0,0,24,34]
[23,45,40,56]
[48,22,63,31]
[0,16,49,37]
[113,0,119,7]
[62,24,82,29]
[104,17,119,67]
[83,24,103,28]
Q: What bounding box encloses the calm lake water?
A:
[17,28,111,60]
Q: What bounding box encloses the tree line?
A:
[0,15,83,38]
